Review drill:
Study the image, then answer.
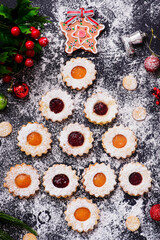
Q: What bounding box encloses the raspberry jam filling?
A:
[112,134,127,148]
[68,131,84,147]
[129,172,142,185]
[15,174,31,188]
[93,173,106,187]
[74,207,91,221]
[27,132,42,146]
[71,66,87,79]
[93,102,108,116]
[49,98,64,114]
[52,174,69,188]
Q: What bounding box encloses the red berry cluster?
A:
[2,26,49,84]
[151,87,160,105]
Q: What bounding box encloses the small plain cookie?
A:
[123,74,137,91]
[23,233,37,240]
[126,216,140,232]
[132,106,147,121]
[0,121,12,137]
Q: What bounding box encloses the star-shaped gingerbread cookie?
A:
[60,15,105,54]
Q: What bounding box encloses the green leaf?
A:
[0,52,8,62]
[0,212,38,236]
[0,229,14,240]
[0,29,19,47]
[0,66,11,75]
[34,41,42,54]
[19,25,31,34]
[15,9,39,24]
[0,5,13,21]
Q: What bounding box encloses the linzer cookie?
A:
[59,8,105,54]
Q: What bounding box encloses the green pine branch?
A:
[0,211,38,236]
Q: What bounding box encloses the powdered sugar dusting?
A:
[0,0,160,239]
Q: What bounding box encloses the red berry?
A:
[3,75,12,83]
[26,49,35,57]
[31,29,40,39]
[153,87,157,91]
[14,54,23,63]
[25,41,34,50]
[30,26,35,31]
[144,55,160,72]
[38,37,49,47]
[25,58,34,67]
[156,101,160,105]
[150,204,160,221]
[7,66,13,72]
[11,26,21,36]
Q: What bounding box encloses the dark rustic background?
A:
[0,0,160,239]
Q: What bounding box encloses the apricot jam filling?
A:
[15,174,31,188]
[129,172,142,185]
[74,207,91,221]
[112,134,127,148]
[93,173,106,187]
[27,132,42,146]
[71,66,87,79]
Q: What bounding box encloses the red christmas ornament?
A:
[25,41,35,50]
[38,37,49,47]
[150,204,160,221]
[31,29,40,39]
[26,49,35,57]
[11,26,21,36]
[144,55,160,72]
[25,58,34,67]
[3,75,12,83]
[14,54,23,63]
[13,82,29,98]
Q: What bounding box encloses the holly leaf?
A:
[0,65,11,75]
[15,9,39,24]
[0,52,9,62]
[19,24,31,34]
[0,5,13,21]
[0,28,19,47]
[34,41,42,54]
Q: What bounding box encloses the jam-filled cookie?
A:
[82,163,116,197]
[64,197,100,232]
[102,125,137,159]
[39,89,74,122]
[84,92,118,125]
[17,122,52,157]
[43,164,79,198]
[61,58,96,90]
[58,123,93,157]
[4,163,40,199]
[119,162,152,196]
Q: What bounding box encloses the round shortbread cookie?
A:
[23,233,37,240]
[132,106,147,121]
[0,121,12,137]
[126,216,140,232]
[123,74,137,91]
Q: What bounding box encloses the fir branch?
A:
[0,212,38,236]
[0,229,14,240]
